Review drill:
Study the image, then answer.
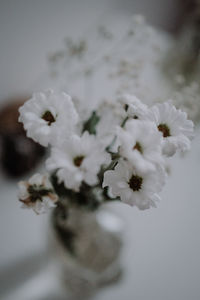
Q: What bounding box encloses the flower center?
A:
[73,156,85,167]
[42,111,56,126]
[133,142,143,153]
[28,185,51,202]
[158,123,170,137]
[129,174,143,191]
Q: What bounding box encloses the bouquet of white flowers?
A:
[17,90,194,214]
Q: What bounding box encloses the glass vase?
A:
[48,202,123,298]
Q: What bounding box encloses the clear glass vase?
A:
[48,203,123,299]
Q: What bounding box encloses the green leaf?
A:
[82,111,100,135]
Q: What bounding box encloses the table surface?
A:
[0,1,200,300]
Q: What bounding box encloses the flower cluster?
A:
[18,90,194,213]
[102,95,193,209]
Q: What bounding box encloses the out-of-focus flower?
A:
[172,82,200,123]
[143,102,194,156]
[46,131,111,192]
[103,159,165,210]
[118,94,148,119]
[19,90,78,147]
[18,173,58,214]
[117,119,163,172]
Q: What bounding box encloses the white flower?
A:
[117,119,163,172]
[19,90,78,147]
[117,94,148,119]
[95,95,148,152]
[18,173,58,214]
[142,102,194,156]
[103,159,165,210]
[46,131,111,192]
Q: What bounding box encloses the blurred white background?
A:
[0,1,200,300]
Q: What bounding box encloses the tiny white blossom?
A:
[19,90,78,147]
[142,102,194,156]
[18,173,58,214]
[46,131,111,192]
[103,159,166,210]
[117,119,163,172]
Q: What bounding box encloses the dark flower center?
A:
[158,123,170,137]
[42,111,56,126]
[28,185,52,202]
[73,156,85,167]
[133,142,143,153]
[133,115,138,119]
[129,174,143,191]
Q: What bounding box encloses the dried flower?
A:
[18,173,58,214]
